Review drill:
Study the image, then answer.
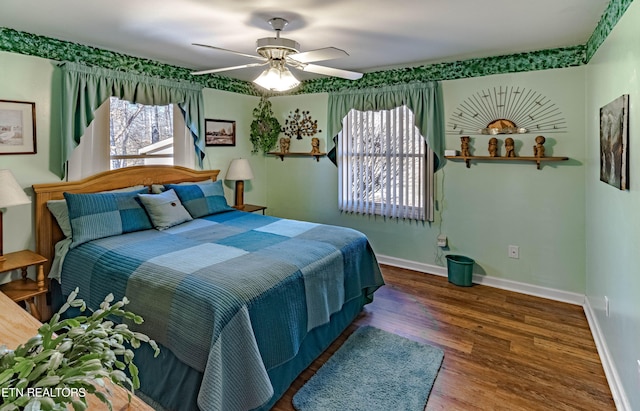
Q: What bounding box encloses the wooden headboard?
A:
[32,165,220,278]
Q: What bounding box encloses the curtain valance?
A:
[59,62,205,176]
[327,82,444,169]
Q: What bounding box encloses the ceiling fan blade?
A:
[192,43,266,61]
[191,62,267,75]
[288,47,349,63]
[300,64,363,80]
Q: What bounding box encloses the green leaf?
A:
[92,391,113,411]
[128,362,140,389]
[0,402,19,411]
[33,375,61,387]
[34,397,56,411]
[67,288,79,302]
[71,400,88,411]
[27,363,49,382]
[15,377,29,389]
[0,368,16,385]
[16,361,36,379]
[63,318,81,328]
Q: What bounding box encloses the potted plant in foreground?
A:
[0,288,159,411]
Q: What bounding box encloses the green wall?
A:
[586,1,640,408]
[201,89,261,204]
[0,51,60,265]
[442,69,586,292]
[262,68,587,294]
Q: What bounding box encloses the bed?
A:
[32,165,384,411]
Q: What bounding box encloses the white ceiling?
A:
[0,0,609,82]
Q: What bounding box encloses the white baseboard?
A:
[377,254,628,408]
[583,297,631,411]
[376,254,584,305]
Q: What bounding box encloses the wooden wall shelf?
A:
[445,155,569,170]
[268,152,327,162]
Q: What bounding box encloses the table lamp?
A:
[0,169,31,262]
[225,158,254,208]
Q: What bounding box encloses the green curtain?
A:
[327,82,444,169]
[59,62,205,176]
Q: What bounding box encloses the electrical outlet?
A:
[605,296,610,317]
[508,245,519,259]
[437,235,448,247]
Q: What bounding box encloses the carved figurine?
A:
[504,137,516,157]
[533,135,546,158]
[279,137,291,153]
[488,137,498,157]
[460,136,471,157]
[310,137,321,154]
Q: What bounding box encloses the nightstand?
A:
[233,204,267,215]
[0,250,48,321]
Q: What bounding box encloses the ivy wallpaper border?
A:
[0,0,627,96]
[585,0,634,62]
[297,46,586,94]
[0,27,261,96]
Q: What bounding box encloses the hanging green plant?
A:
[250,97,281,154]
[282,109,321,140]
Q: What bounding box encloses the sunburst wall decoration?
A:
[446,86,567,135]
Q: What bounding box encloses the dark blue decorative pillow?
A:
[64,189,152,248]
[166,180,233,218]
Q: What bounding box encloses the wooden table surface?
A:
[0,291,153,411]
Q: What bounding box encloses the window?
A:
[67,99,194,181]
[338,106,434,221]
[109,97,174,169]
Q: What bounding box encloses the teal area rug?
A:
[292,326,444,411]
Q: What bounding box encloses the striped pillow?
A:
[166,180,233,218]
[47,185,147,239]
[64,189,152,248]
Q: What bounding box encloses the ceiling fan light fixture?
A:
[253,63,300,92]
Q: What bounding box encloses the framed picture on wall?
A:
[599,94,629,190]
[0,99,36,155]
[205,119,236,147]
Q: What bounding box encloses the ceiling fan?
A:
[191,17,363,91]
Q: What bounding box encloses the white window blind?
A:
[338,106,434,221]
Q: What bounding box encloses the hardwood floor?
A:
[272,265,615,411]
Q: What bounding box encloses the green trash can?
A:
[445,255,475,287]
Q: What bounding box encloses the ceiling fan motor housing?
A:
[256,37,300,60]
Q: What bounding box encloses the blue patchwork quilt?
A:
[60,211,384,411]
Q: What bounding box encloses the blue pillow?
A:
[64,189,152,248]
[166,180,233,218]
[47,185,148,239]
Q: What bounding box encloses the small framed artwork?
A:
[205,119,236,147]
[0,99,36,155]
[599,94,629,190]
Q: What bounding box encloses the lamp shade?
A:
[0,169,31,209]
[226,158,254,181]
[253,65,300,92]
